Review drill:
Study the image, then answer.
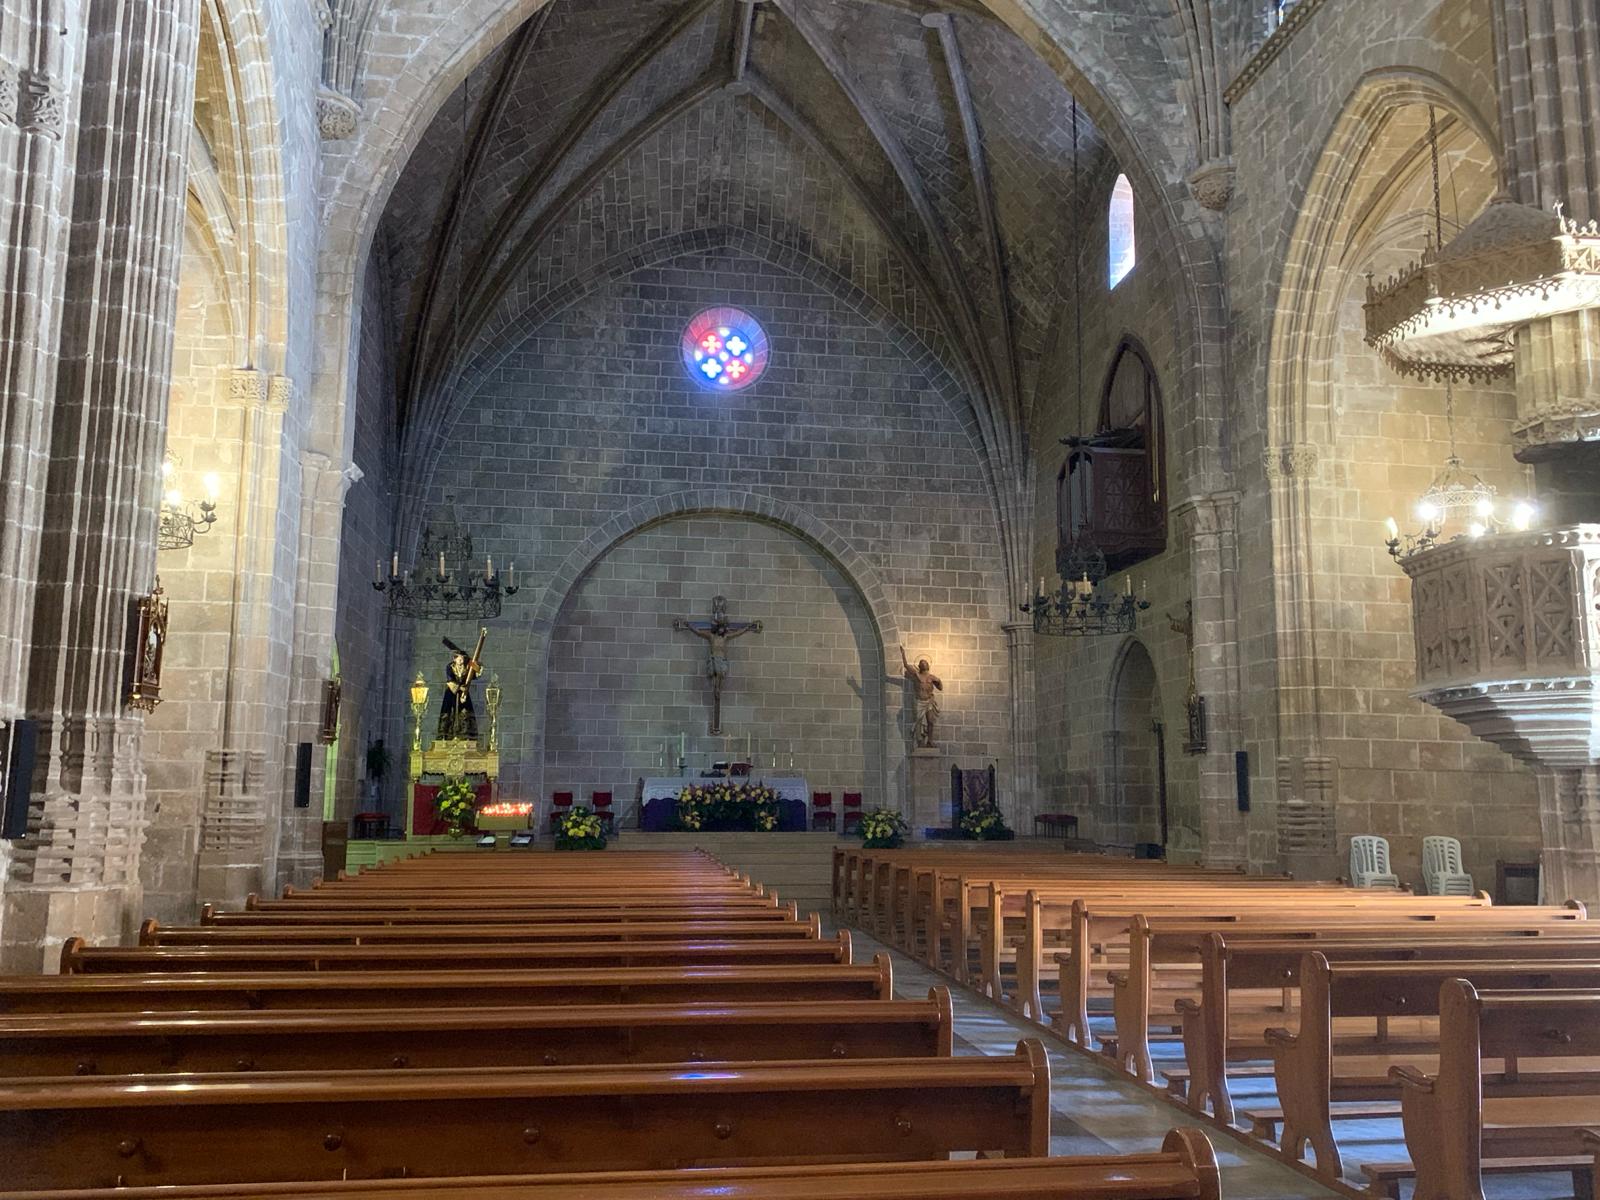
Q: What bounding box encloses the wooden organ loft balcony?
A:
[1057,430,1167,578]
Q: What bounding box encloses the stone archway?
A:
[1104,638,1166,855]
[516,488,908,814]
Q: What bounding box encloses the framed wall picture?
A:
[126,579,169,712]
[319,677,342,745]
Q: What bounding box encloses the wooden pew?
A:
[1178,931,1600,1126]
[1055,902,1590,1052]
[0,1127,1223,1200]
[1263,954,1600,1178]
[1390,982,1600,1200]
[1,957,895,1013]
[134,921,825,947]
[1099,907,1593,1082]
[1006,888,1499,1022]
[69,934,854,976]
[227,893,784,918]
[0,1040,1052,1189]
[0,989,953,1077]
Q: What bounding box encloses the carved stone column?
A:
[195,369,292,910]
[3,0,201,971]
[0,4,77,736]
[1002,620,1037,831]
[1263,442,1341,879]
[1173,491,1248,868]
[275,451,361,890]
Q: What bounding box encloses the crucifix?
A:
[673,595,762,735]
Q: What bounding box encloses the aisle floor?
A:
[844,926,1343,1200]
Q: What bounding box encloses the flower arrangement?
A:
[434,776,478,838]
[554,805,607,850]
[675,781,780,832]
[857,807,909,849]
[959,802,1014,841]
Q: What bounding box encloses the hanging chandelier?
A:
[158,455,220,551]
[1364,107,1600,383]
[1376,107,1537,562]
[1022,543,1149,636]
[373,497,519,620]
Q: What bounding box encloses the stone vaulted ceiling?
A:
[374,0,1115,453]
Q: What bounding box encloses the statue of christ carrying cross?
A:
[673,595,762,735]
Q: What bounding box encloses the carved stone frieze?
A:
[229,368,270,407]
[1262,443,1320,481]
[1187,159,1235,212]
[316,87,359,141]
[17,71,64,139]
[0,63,19,126]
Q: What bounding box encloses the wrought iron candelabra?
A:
[373,500,518,620]
[1021,544,1149,637]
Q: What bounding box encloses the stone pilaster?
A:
[194,368,292,910]
[1173,491,1248,868]
[274,449,357,890]
[4,0,200,971]
[1537,767,1600,908]
[1262,442,1342,879]
[1002,620,1037,829]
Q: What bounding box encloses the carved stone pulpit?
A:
[1401,526,1600,902]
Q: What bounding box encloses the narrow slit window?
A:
[1108,175,1136,289]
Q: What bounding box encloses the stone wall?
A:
[1031,158,1201,855]
[544,515,884,815]
[1223,0,1543,887]
[393,241,1013,821]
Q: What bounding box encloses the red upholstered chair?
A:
[730,761,753,778]
[549,791,574,833]
[591,791,615,834]
[812,792,836,832]
[841,791,864,834]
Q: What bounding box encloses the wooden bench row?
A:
[2,848,1226,1200]
[0,1128,1222,1200]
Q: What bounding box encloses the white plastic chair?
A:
[1422,835,1475,896]
[1349,835,1401,889]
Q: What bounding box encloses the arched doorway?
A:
[1106,639,1166,856]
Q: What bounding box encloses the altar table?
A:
[637,776,810,832]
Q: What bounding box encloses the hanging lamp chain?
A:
[1426,105,1460,460]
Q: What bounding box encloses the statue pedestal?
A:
[908,746,947,836]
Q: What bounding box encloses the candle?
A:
[1385,517,1399,541]
[1125,576,1132,596]
[679,731,686,761]
[746,732,751,761]
[374,558,381,584]
[392,553,399,576]
[438,551,446,578]
[485,555,493,582]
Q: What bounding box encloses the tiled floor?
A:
[844,926,1345,1200]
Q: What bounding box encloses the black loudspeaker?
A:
[1235,750,1250,813]
[1133,842,1164,860]
[293,742,313,810]
[2,719,38,840]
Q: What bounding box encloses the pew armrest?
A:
[1388,1064,1435,1094]
[1107,970,1128,988]
[1175,997,1202,1016]
[1263,1025,1296,1048]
